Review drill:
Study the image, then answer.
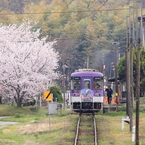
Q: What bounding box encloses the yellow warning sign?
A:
[43,91,53,101]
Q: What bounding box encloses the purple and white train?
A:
[70,69,104,112]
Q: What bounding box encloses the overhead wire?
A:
[0,0,131,45]
[0,8,130,15]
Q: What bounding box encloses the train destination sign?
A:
[94,77,101,80]
[71,77,81,80]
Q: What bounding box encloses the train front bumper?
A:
[71,96,103,111]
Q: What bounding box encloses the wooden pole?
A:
[135,1,142,144]
[127,44,131,118]
[126,16,129,116]
[114,42,119,111]
[135,38,141,145]
[125,51,129,115]
[114,43,118,95]
[129,38,133,132]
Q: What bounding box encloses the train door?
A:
[93,77,104,90]
[81,77,93,110]
[82,77,92,89]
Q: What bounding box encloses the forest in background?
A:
[0,0,143,84]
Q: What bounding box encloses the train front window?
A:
[84,79,91,89]
[94,77,103,90]
[71,77,81,90]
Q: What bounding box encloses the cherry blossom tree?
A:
[0,22,59,107]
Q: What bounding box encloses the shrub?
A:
[14,113,24,118]
[50,86,63,103]
[118,106,126,112]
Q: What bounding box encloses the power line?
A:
[0,8,129,15]
[96,0,109,10]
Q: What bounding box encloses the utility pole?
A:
[129,37,133,132]
[136,38,141,145]
[112,42,119,111]
[125,16,129,116]
[135,1,142,144]
[127,7,131,121]
[114,42,118,95]
[126,8,134,132]
[126,16,130,116]
[125,50,129,115]
[127,42,131,118]
[129,6,134,132]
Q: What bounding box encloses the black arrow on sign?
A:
[46,91,51,100]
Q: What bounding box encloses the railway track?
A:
[74,113,97,145]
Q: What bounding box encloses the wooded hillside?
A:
[0,0,139,78]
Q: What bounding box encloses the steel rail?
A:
[74,116,80,145]
[94,117,97,145]
[74,113,98,145]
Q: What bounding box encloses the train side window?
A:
[73,81,81,90]
[71,77,81,90]
[94,77,103,90]
[84,79,91,89]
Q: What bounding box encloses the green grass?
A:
[0,105,76,145]
[96,111,145,145]
[0,105,145,144]
[0,105,37,116]
[140,97,145,104]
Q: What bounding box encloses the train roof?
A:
[71,69,103,77]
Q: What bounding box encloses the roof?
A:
[71,71,103,77]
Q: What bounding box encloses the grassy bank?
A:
[0,105,145,144]
[0,105,39,116]
[97,109,145,145]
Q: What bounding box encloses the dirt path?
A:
[0,116,18,128]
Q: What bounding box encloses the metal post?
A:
[36,98,37,110]
[63,72,66,109]
[40,93,42,107]
[122,117,125,132]
[48,101,51,131]
[62,64,66,109]
[132,126,136,142]
[87,56,89,69]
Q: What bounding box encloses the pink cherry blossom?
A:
[0,22,59,107]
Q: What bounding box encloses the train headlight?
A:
[73,93,80,96]
[95,93,101,96]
